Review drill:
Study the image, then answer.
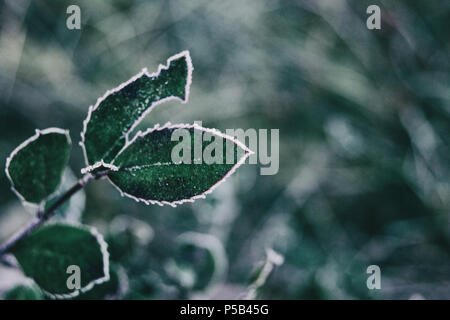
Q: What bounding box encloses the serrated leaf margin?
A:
[22,222,111,300]
[79,50,193,173]
[5,128,71,207]
[106,122,254,207]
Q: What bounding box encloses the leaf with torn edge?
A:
[10,223,109,299]
[81,51,193,170]
[5,128,71,204]
[107,123,253,207]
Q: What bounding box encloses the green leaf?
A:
[81,51,193,170]
[45,168,86,223]
[5,128,71,204]
[107,123,252,207]
[3,284,44,300]
[11,224,109,299]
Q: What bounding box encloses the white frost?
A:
[106,122,254,208]
[5,128,71,206]
[43,222,110,300]
[79,51,193,172]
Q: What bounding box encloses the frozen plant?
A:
[0,51,251,299]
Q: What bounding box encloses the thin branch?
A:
[0,170,109,258]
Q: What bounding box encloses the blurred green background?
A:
[0,0,449,299]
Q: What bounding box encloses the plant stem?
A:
[0,170,109,259]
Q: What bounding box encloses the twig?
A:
[0,170,109,258]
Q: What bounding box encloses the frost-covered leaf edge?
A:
[79,50,193,173]
[5,128,71,207]
[106,121,254,207]
[14,222,110,300]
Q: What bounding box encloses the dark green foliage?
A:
[6,129,71,204]
[11,224,108,297]
[1,0,450,300]
[82,52,191,166]
[108,126,249,204]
